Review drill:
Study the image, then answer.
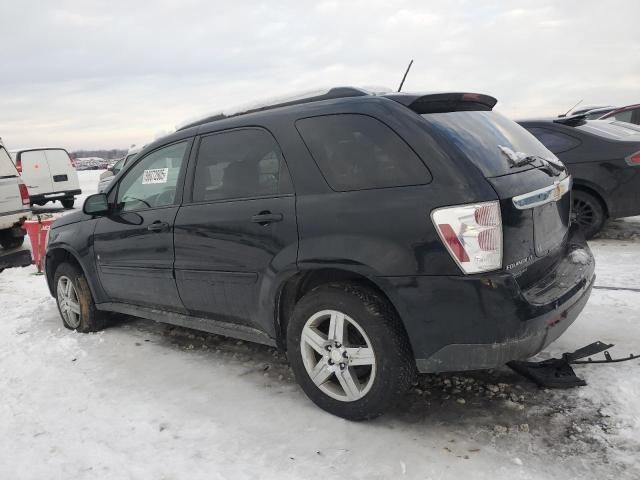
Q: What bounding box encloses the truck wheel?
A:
[0,232,25,249]
[573,190,605,239]
[61,198,75,209]
[287,283,414,421]
[54,262,108,332]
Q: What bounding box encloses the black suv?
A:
[45,88,595,420]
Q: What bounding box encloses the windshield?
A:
[420,111,555,177]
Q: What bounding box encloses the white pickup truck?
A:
[0,144,31,249]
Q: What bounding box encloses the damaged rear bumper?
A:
[383,226,596,373]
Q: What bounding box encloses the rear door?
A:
[19,150,52,195]
[93,140,191,310]
[174,128,297,330]
[43,149,80,192]
[0,147,23,216]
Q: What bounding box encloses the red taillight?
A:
[68,154,76,167]
[18,183,30,206]
[432,201,503,274]
[437,224,470,262]
[16,157,22,173]
[627,151,640,166]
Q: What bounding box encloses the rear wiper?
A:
[498,146,566,173]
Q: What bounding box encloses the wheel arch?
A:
[45,246,99,301]
[572,180,609,217]
[273,267,409,352]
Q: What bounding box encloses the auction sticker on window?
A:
[142,168,169,184]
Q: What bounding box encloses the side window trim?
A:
[112,138,194,213]
[183,126,294,205]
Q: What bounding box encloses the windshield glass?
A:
[420,111,555,177]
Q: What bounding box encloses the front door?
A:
[174,128,298,330]
[94,140,191,310]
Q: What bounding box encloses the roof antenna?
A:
[561,99,583,118]
[397,59,414,92]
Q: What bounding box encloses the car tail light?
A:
[431,201,502,274]
[15,156,22,173]
[68,153,76,167]
[626,151,640,166]
[18,182,30,206]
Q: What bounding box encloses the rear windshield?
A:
[575,120,640,142]
[0,147,19,177]
[419,111,553,177]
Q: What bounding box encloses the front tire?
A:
[54,262,108,332]
[287,283,414,420]
[572,190,605,239]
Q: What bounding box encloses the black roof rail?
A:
[554,114,588,127]
[177,87,370,131]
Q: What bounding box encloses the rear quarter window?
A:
[526,127,581,153]
[296,114,431,192]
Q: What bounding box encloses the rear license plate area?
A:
[53,174,68,182]
[533,196,570,256]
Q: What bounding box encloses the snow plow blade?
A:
[0,247,32,273]
[507,341,640,388]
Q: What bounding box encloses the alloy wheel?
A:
[300,309,376,402]
[57,276,81,329]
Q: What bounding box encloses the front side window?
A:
[296,114,431,192]
[192,129,292,203]
[526,127,580,154]
[116,141,188,212]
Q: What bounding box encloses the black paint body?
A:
[45,94,595,372]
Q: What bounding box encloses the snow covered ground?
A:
[0,171,638,479]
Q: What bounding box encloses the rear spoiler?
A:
[554,114,588,127]
[384,92,498,114]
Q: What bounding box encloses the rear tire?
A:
[287,283,414,420]
[54,262,108,332]
[61,198,75,209]
[572,190,605,239]
[0,232,25,249]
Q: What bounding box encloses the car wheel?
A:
[54,262,108,332]
[572,190,605,239]
[0,233,25,249]
[61,198,75,209]
[287,283,414,420]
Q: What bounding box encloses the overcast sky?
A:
[1,0,638,151]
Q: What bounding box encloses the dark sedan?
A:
[518,117,640,237]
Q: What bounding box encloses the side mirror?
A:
[83,193,110,216]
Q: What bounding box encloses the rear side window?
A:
[296,114,431,191]
[192,128,292,203]
[610,110,633,123]
[526,127,581,153]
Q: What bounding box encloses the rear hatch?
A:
[418,107,571,287]
[0,146,26,215]
[43,149,80,192]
